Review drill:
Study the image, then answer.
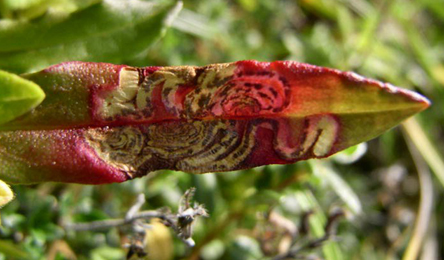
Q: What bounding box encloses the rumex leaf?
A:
[0,60,430,185]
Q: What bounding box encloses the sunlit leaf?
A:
[91,246,125,260]
[0,0,90,20]
[0,0,181,73]
[332,143,367,164]
[0,60,429,185]
[0,179,13,208]
[0,69,45,125]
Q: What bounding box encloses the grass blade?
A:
[402,128,434,260]
[402,118,444,188]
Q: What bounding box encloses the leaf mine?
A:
[0,60,430,184]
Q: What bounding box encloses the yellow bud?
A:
[143,219,173,260]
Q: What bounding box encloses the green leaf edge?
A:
[0,0,180,73]
[0,69,45,125]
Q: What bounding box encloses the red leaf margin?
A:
[0,60,430,184]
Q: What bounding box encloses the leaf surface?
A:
[0,60,430,184]
[0,69,45,125]
[0,0,179,73]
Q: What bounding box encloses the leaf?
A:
[310,161,362,215]
[90,246,125,260]
[0,0,82,20]
[229,235,264,260]
[0,60,429,185]
[332,142,367,165]
[0,179,14,208]
[0,0,181,73]
[0,239,30,259]
[0,69,45,125]
[294,189,344,260]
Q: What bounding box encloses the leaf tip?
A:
[0,70,46,126]
[384,82,431,112]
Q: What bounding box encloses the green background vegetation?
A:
[0,0,443,259]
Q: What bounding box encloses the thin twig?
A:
[64,210,168,231]
[272,210,344,260]
[64,188,208,251]
[125,193,146,220]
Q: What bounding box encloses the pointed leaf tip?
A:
[0,61,430,185]
[0,70,45,125]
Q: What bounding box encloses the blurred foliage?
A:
[0,0,180,73]
[0,0,443,259]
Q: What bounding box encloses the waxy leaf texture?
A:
[0,61,429,184]
[0,70,45,125]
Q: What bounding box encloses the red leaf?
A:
[0,61,430,184]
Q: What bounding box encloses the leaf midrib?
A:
[0,106,424,132]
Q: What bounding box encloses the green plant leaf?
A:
[310,161,362,215]
[0,240,30,259]
[0,69,45,125]
[294,189,344,260]
[0,0,181,73]
[332,143,367,164]
[90,246,125,260]
[0,0,83,20]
